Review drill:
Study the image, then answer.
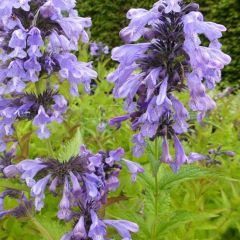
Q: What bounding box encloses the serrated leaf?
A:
[57,128,83,162]
[156,211,218,235]
[158,165,224,190]
[0,178,29,192]
[32,215,70,240]
[146,141,161,177]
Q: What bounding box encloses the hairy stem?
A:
[46,139,55,158]
[151,139,160,240]
[30,216,54,240]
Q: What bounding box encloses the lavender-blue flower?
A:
[3,144,143,239]
[108,0,231,171]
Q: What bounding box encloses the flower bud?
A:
[3,165,18,178]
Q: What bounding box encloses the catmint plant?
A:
[2,144,143,239]
[0,2,143,239]
[108,0,231,172]
[0,0,97,149]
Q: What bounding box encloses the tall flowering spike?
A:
[108,0,231,171]
[0,0,97,93]
[3,144,142,239]
[0,0,97,150]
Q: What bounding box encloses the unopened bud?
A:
[3,165,18,178]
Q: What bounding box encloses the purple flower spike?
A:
[108,0,230,172]
[122,159,144,182]
[0,0,98,150]
[2,145,140,239]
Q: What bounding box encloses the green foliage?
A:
[0,40,239,239]
[57,128,83,162]
[77,0,240,86]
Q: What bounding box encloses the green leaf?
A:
[158,165,224,190]
[146,139,161,177]
[32,215,70,240]
[156,211,218,236]
[0,178,29,192]
[57,128,83,162]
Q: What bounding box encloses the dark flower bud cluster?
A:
[0,90,67,142]
[187,146,236,166]
[0,142,17,170]
[108,0,231,172]
[3,144,143,239]
[0,0,98,150]
[90,42,109,58]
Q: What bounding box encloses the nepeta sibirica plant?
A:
[3,144,142,239]
[108,0,231,172]
[0,0,97,150]
[0,1,143,239]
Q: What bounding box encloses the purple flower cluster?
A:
[3,145,143,239]
[0,0,97,93]
[0,142,17,169]
[0,0,98,149]
[0,90,67,146]
[108,0,231,172]
[0,189,32,219]
[189,147,236,166]
[90,42,109,58]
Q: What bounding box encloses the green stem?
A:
[46,139,55,158]
[30,216,54,240]
[151,138,160,240]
